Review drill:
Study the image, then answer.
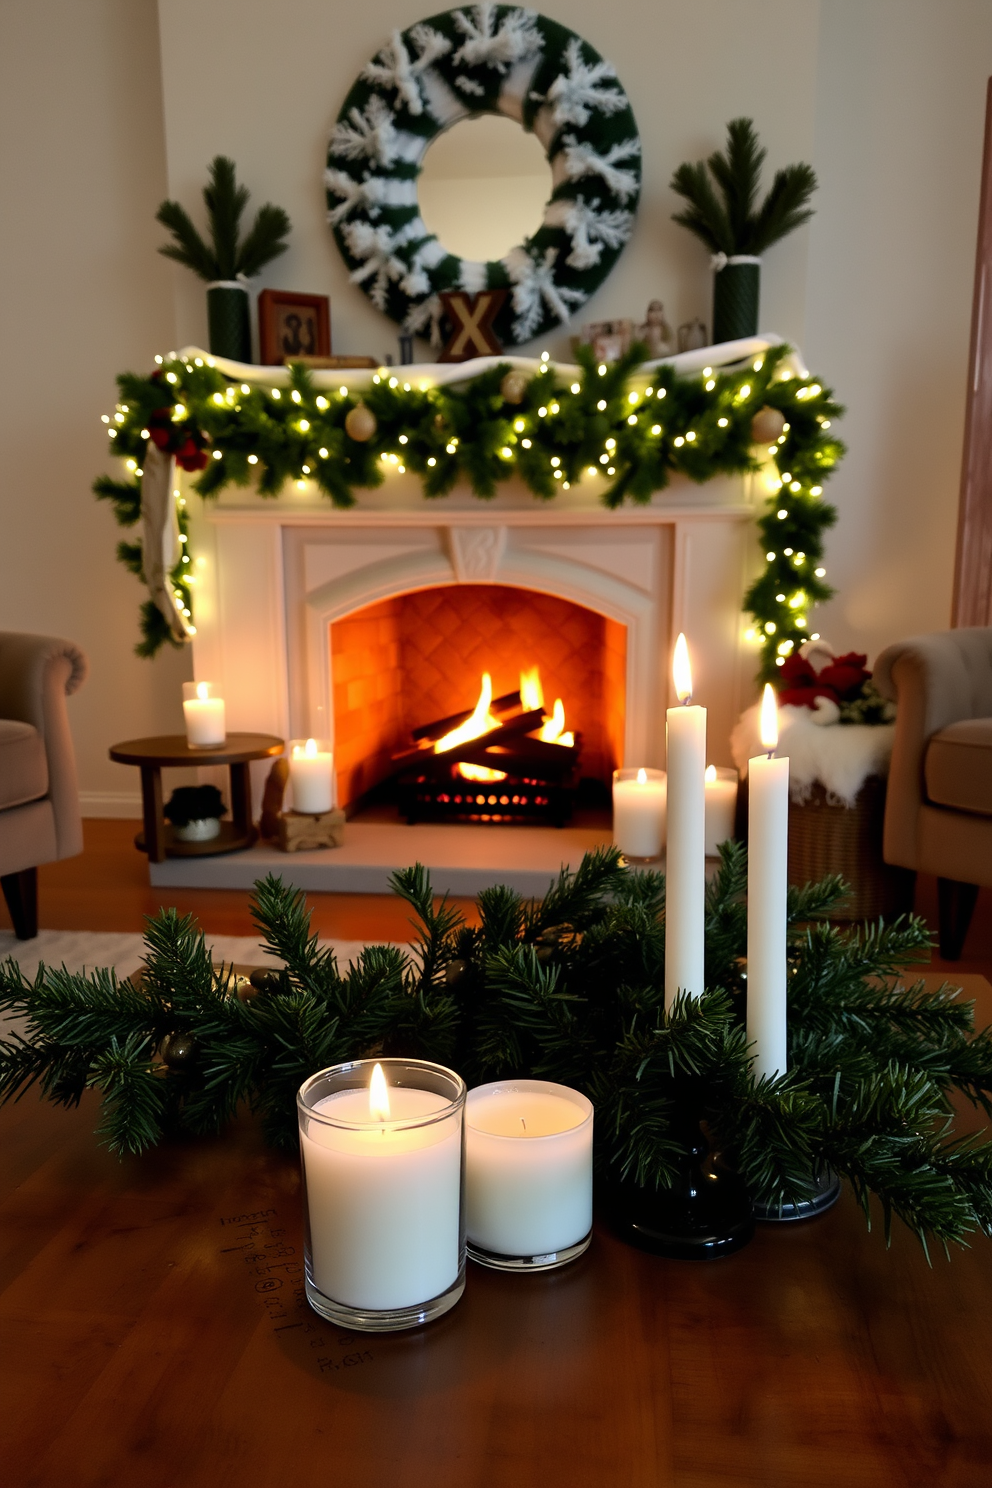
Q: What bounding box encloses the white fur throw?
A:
[730,702,895,807]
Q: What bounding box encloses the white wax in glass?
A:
[746,752,790,1079]
[183,696,226,748]
[705,766,738,856]
[612,771,666,859]
[465,1080,593,1258]
[665,704,706,1009]
[301,1086,461,1311]
[290,744,333,814]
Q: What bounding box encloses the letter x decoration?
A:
[438,290,508,362]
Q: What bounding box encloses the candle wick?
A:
[520,1116,527,1132]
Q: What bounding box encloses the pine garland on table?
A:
[3,846,991,1256]
[95,341,843,671]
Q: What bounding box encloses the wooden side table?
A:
[109,733,284,863]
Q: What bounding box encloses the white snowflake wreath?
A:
[325,7,642,348]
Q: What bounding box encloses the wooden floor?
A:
[3,817,991,981]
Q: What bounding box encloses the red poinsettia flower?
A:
[776,653,840,709]
[816,652,870,700]
[176,437,209,472]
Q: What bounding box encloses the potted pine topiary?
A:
[163,784,228,843]
[670,118,817,344]
[156,156,292,363]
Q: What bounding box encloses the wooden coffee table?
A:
[109,733,284,863]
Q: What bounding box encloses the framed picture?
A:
[258,289,331,365]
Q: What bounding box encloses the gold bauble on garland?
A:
[344,402,377,441]
[751,405,786,445]
[500,370,529,405]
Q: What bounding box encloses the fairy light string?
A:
[95,342,843,670]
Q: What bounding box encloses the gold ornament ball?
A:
[344,403,377,441]
[751,405,786,445]
[500,370,529,405]
[162,1031,196,1067]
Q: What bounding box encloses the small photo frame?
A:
[258,289,331,366]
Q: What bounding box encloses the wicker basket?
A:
[787,775,912,921]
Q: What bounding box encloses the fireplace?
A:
[330,584,625,817]
[185,461,759,852]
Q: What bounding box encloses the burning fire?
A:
[436,667,574,781]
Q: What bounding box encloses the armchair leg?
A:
[937,877,979,961]
[1,867,38,941]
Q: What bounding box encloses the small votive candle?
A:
[298,1059,466,1332]
[182,680,226,748]
[705,765,739,856]
[612,767,667,860]
[465,1079,593,1270]
[288,738,334,814]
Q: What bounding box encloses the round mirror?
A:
[417,114,551,264]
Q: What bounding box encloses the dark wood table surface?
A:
[4,976,992,1488]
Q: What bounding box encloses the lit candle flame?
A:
[636,767,648,785]
[759,683,779,752]
[305,737,318,757]
[195,681,209,701]
[369,1061,391,1122]
[705,764,717,783]
[673,633,693,704]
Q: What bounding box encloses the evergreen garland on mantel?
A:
[3,847,992,1256]
[94,342,843,676]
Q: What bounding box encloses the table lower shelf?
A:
[135,822,258,858]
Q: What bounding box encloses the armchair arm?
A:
[873,627,992,869]
[0,632,88,858]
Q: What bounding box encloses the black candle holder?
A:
[752,1168,841,1222]
[603,1104,754,1260]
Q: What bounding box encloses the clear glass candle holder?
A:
[612,766,667,862]
[181,680,226,749]
[287,737,334,815]
[465,1079,593,1272]
[298,1059,466,1332]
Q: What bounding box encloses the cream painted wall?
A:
[1,2,989,809]
[0,0,188,814]
[804,0,992,666]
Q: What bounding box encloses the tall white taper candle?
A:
[746,684,790,1079]
[665,634,706,1011]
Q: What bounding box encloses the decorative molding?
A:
[448,525,507,582]
[953,75,992,627]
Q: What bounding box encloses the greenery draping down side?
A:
[94,342,844,674]
[2,847,991,1255]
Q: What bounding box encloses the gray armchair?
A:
[0,632,87,939]
[874,627,992,959]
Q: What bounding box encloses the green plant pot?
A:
[207,285,251,362]
[712,262,760,343]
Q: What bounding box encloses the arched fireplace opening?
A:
[331,584,626,821]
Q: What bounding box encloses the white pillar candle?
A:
[298,1060,465,1323]
[612,767,666,859]
[746,685,790,1080]
[665,634,706,1010]
[465,1080,593,1266]
[182,680,226,748]
[289,737,334,814]
[705,765,739,856]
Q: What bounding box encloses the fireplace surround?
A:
[186,466,760,813]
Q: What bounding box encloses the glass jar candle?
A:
[465,1079,593,1271]
[298,1059,466,1332]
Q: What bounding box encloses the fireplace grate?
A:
[396,768,575,827]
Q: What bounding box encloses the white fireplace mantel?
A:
[184,467,764,784]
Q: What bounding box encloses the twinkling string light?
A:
[95,344,843,665]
